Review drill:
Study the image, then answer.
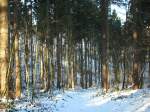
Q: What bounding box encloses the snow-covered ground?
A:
[6,88,150,112]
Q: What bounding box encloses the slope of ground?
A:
[5,88,150,112]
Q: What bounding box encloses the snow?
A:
[6,88,150,112]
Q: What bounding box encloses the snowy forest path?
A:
[53,89,101,112]
[11,89,150,112]
[52,89,150,112]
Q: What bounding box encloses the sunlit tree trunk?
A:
[113,57,120,89]
[15,31,21,98]
[45,47,50,92]
[132,0,142,89]
[50,47,55,91]
[100,0,110,92]
[29,36,33,100]
[12,0,21,98]
[65,42,69,88]
[34,39,39,93]
[43,46,47,91]
[0,0,9,98]
[40,46,44,89]
[25,28,29,96]
[68,44,74,89]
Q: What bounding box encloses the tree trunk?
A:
[122,51,126,90]
[34,40,39,93]
[89,41,93,87]
[45,47,50,92]
[40,46,44,89]
[80,41,84,88]
[132,46,141,89]
[73,49,77,86]
[100,0,110,92]
[57,34,62,89]
[132,0,142,89]
[50,47,55,91]
[84,40,88,89]
[29,36,33,100]
[13,0,21,98]
[15,31,21,98]
[68,44,74,89]
[0,0,9,98]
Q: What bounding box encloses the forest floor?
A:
[3,88,150,112]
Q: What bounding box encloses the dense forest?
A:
[0,0,150,111]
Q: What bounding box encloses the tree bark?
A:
[100,0,110,92]
[0,0,9,98]
[15,31,21,98]
[132,0,142,89]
